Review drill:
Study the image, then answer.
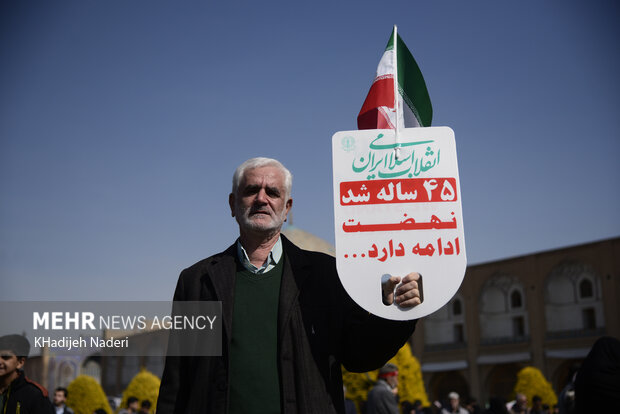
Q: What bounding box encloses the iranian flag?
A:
[357,27,432,130]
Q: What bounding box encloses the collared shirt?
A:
[236,237,283,274]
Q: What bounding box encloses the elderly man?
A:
[441,392,468,414]
[509,393,528,414]
[366,363,400,414]
[157,157,421,413]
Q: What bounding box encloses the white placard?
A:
[332,127,466,320]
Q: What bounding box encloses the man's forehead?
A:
[241,166,285,186]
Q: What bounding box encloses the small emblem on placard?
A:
[341,136,355,152]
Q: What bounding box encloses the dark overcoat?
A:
[2,371,55,414]
[157,235,416,413]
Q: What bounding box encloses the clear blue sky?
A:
[1,0,619,301]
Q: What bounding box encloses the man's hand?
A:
[381,272,423,307]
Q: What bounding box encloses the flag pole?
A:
[393,24,401,160]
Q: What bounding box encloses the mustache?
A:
[248,207,272,215]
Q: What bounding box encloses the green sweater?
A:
[228,258,284,414]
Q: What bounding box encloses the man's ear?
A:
[229,193,235,217]
[16,357,25,370]
[284,198,293,221]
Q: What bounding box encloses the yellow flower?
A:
[513,366,558,407]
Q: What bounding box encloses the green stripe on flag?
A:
[385,31,395,51]
[383,29,433,127]
[396,34,432,127]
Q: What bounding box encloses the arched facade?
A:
[412,238,619,406]
[479,273,528,343]
[551,359,581,394]
[55,358,78,388]
[424,294,466,346]
[428,370,469,404]
[545,260,605,335]
[485,363,522,401]
[82,355,102,382]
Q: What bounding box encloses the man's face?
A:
[386,374,398,388]
[0,350,24,379]
[450,398,459,409]
[230,166,292,234]
[53,390,66,406]
[129,401,139,411]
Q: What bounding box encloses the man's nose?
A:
[255,188,268,203]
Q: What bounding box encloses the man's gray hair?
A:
[232,157,293,198]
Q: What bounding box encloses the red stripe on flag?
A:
[357,77,394,130]
[357,108,393,130]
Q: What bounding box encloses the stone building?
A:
[410,236,620,404]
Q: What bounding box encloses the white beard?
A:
[235,203,287,233]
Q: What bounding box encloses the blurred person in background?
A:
[366,363,400,414]
[441,392,467,414]
[0,334,54,413]
[508,393,527,414]
[53,387,74,414]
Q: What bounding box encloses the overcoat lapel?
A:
[204,244,237,343]
[278,236,311,341]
